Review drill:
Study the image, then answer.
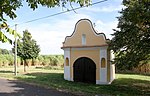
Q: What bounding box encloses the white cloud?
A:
[84,5,124,13]
[95,20,118,39]
[0,42,13,50]
[17,13,92,55]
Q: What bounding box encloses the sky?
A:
[0,0,123,55]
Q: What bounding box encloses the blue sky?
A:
[0,0,123,55]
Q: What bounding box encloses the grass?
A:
[0,66,150,96]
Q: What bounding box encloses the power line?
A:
[13,0,108,26]
[11,0,107,74]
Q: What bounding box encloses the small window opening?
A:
[101,58,106,68]
[82,34,86,45]
[65,58,69,66]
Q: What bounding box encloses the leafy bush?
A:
[39,55,64,67]
[0,54,13,66]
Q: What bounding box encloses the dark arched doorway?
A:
[73,57,96,84]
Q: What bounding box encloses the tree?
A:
[0,48,12,54]
[0,0,91,43]
[16,30,40,72]
[0,48,8,54]
[109,0,150,70]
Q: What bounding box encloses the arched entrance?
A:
[73,57,96,84]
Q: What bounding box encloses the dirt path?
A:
[0,78,76,96]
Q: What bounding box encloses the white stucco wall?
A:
[99,47,108,84]
[64,48,70,63]
[64,48,71,81]
[110,64,115,82]
[64,66,70,81]
[110,50,115,82]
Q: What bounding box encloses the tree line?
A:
[0,53,64,68]
[0,48,12,54]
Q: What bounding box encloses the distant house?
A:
[61,19,115,84]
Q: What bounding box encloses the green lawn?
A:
[0,67,149,96]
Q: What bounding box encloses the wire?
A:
[12,0,108,26]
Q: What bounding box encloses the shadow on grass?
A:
[16,72,150,96]
[117,72,150,76]
[0,70,14,73]
[111,78,150,95]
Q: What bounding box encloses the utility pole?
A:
[14,24,17,76]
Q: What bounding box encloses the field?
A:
[0,67,150,96]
